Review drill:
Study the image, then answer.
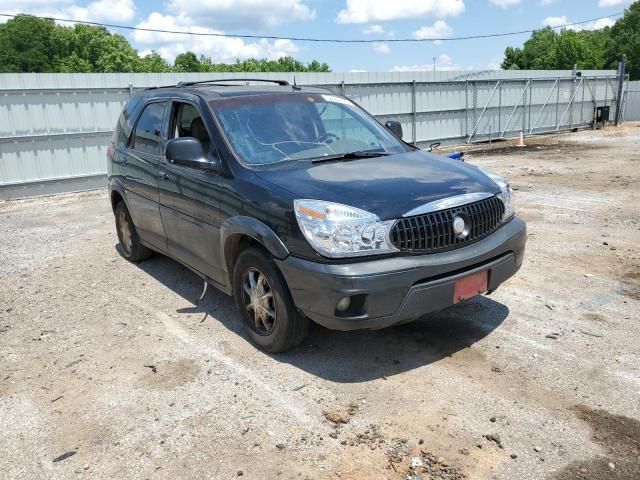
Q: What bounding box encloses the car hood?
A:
[254,149,500,220]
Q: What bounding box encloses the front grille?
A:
[390,196,505,253]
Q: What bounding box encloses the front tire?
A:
[233,247,309,353]
[114,201,153,263]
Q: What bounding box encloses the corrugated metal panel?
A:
[623,81,640,121]
[0,70,623,199]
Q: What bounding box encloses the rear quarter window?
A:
[114,95,143,147]
[132,102,167,156]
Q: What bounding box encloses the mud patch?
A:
[139,359,200,390]
[620,285,640,302]
[551,405,640,480]
[582,312,606,322]
[468,140,605,157]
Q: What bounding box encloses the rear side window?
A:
[132,102,167,155]
[114,95,143,147]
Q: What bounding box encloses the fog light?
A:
[336,296,351,312]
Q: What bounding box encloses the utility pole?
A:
[433,57,436,72]
[615,54,626,126]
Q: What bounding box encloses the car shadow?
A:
[130,249,510,383]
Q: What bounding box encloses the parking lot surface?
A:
[1,125,639,479]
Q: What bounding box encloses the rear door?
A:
[121,101,169,251]
[158,100,224,284]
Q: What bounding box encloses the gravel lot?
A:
[1,125,639,480]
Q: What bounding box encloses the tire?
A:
[233,247,309,353]
[114,201,153,263]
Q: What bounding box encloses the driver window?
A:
[170,103,211,154]
[314,102,381,149]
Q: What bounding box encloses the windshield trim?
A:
[207,92,412,169]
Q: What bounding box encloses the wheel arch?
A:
[109,180,127,213]
[220,216,289,288]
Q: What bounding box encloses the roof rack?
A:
[176,78,290,87]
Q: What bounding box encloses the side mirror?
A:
[384,120,403,139]
[166,137,219,173]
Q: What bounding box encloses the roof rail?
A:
[176,78,290,87]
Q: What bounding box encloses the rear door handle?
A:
[159,171,169,180]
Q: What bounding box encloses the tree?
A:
[138,51,171,73]
[500,1,640,78]
[0,15,56,72]
[0,15,332,74]
[606,1,640,80]
[174,51,201,72]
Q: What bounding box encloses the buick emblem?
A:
[453,215,468,238]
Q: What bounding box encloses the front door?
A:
[158,100,224,284]
[122,101,168,251]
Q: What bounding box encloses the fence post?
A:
[527,80,533,132]
[412,79,417,145]
[498,80,502,134]
[464,80,469,138]
[615,54,626,125]
[555,78,561,129]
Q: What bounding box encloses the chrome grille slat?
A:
[391,196,505,253]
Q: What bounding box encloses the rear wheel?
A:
[114,201,153,262]
[233,247,309,353]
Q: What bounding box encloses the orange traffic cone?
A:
[515,131,526,147]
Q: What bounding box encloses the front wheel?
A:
[233,247,309,353]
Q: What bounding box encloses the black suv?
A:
[107,79,526,352]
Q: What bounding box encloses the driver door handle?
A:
[159,170,169,180]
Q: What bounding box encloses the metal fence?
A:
[623,81,640,121]
[0,70,626,200]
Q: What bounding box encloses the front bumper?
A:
[276,216,526,331]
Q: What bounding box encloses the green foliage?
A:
[0,15,56,72]
[501,1,640,79]
[0,15,331,74]
[605,1,640,80]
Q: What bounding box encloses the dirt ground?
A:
[1,124,639,480]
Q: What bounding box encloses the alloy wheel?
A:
[241,267,277,335]
[118,211,132,255]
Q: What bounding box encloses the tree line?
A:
[502,1,639,80]
[0,15,331,73]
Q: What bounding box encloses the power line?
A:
[0,12,623,43]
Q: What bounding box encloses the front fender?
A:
[220,216,290,274]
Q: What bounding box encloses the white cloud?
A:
[2,0,136,22]
[542,15,569,27]
[133,12,299,63]
[372,43,390,54]
[337,0,465,24]
[542,15,615,30]
[391,54,466,72]
[487,57,503,70]
[489,0,521,8]
[67,0,135,22]
[539,0,557,5]
[598,0,633,7]
[413,20,453,42]
[362,24,384,34]
[167,0,315,30]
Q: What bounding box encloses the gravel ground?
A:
[1,124,639,480]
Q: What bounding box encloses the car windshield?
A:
[211,93,408,165]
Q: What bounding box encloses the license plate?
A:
[453,271,488,304]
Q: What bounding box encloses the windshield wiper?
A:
[310,150,391,163]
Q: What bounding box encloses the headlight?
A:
[294,200,397,258]
[479,169,515,221]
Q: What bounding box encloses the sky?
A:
[1,0,635,71]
